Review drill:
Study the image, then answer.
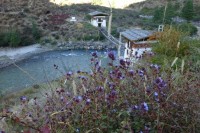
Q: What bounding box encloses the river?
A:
[0,50,117,94]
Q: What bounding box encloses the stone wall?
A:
[56,40,117,50]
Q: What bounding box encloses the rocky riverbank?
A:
[0,41,117,69]
[54,40,116,50]
[0,44,46,68]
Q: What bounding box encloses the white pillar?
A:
[118,33,122,58]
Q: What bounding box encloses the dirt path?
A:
[0,44,43,60]
[0,44,49,68]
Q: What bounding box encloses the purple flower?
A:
[117,71,123,79]
[128,70,134,76]
[108,51,115,60]
[126,60,131,66]
[138,70,144,77]
[66,102,72,108]
[77,70,81,73]
[146,87,151,93]
[149,52,155,56]
[60,96,64,101]
[20,96,27,101]
[91,52,98,58]
[154,77,167,89]
[96,86,104,92]
[67,71,73,76]
[154,92,158,97]
[77,96,83,101]
[150,64,160,72]
[143,102,149,111]
[86,99,91,105]
[119,59,126,66]
[74,96,83,103]
[78,76,87,81]
[155,77,163,84]
[145,125,151,131]
[131,105,139,110]
[108,82,116,89]
[111,90,117,96]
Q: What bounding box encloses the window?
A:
[98,18,103,22]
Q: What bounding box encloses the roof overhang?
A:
[121,29,155,41]
[89,11,109,16]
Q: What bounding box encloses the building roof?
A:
[121,29,154,41]
[89,11,109,16]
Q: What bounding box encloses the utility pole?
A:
[158,3,167,32]
[108,0,112,36]
[162,3,168,24]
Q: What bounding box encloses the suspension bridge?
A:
[99,28,125,59]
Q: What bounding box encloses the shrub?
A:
[1,51,199,132]
[0,32,9,47]
[181,0,194,22]
[193,5,200,21]
[0,29,21,47]
[140,7,155,15]
[177,23,198,35]
[32,21,42,41]
[152,26,189,59]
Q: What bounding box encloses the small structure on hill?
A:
[120,29,157,59]
[70,17,77,22]
[89,11,109,28]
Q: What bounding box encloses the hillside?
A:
[128,0,200,11]
[0,0,199,47]
[0,0,144,46]
[49,0,146,8]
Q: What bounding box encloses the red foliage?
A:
[48,14,70,25]
[40,125,51,133]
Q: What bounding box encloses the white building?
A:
[89,11,109,28]
[120,29,157,60]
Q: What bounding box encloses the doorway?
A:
[98,23,102,27]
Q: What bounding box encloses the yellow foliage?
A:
[76,23,84,29]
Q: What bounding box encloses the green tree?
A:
[32,21,41,41]
[181,0,194,22]
[164,2,176,24]
[153,7,164,23]
[9,30,21,47]
[177,23,197,35]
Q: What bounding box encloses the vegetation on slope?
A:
[0,0,200,47]
[0,27,200,132]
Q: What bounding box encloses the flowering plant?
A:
[1,51,199,133]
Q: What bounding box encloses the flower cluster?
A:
[3,51,199,133]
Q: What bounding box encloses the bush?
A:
[140,7,155,15]
[1,51,200,132]
[153,26,189,58]
[0,29,21,47]
[0,26,40,47]
[32,21,42,41]
[0,32,9,47]
[193,5,200,21]
[177,23,198,35]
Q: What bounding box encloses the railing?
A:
[99,28,124,46]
